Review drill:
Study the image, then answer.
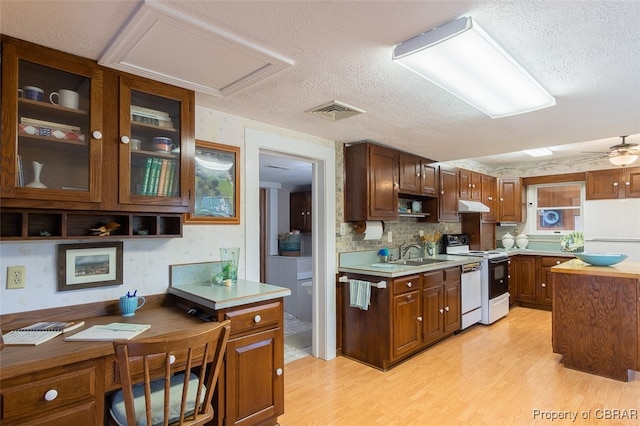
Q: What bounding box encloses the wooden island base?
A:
[551,259,640,382]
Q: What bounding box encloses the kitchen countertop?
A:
[497,248,577,257]
[338,254,481,278]
[551,258,640,279]
[168,279,291,310]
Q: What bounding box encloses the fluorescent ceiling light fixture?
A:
[392,16,556,118]
[523,147,553,157]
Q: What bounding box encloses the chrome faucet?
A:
[400,242,423,259]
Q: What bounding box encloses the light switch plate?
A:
[387,231,392,242]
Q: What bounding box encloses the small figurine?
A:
[90,221,121,236]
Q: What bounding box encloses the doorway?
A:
[259,152,314,362]
[245,128,337,361]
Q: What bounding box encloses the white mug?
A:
[50,89,79,109]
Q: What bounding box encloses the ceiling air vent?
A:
[306,100,366,121]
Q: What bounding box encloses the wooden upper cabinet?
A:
[586,167,640,199]
[626,167,640,198]
[345,142,398,221]
[1,35,104,208]
[498,177,523,222]
[438,165,459,222]
[398,153,421,195]
[113,73,193,212]
[398,153,438,197]
[1,36,195,214]
[421,162,438,196]
[459,169,481,201]
[290,190,312,232]
[481,174,497,222]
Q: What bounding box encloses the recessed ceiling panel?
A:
[98,0,293,96]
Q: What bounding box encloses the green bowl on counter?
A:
[574,252,627,266]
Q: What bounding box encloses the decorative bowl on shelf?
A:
[574,252,627,266]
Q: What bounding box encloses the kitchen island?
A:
[551,259,640,381]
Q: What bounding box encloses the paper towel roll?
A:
[363,221,384,240]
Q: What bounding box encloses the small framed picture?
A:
[185,140,240,225]
[57,242,123,291]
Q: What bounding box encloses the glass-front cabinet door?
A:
[118,75,192,209]
[1,39,103,204]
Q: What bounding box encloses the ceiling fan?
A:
[582,135,640,166]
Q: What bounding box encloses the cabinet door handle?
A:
[417,316,423,322]
[626,181,631,186]
[439,308,444,314]
[556,260,561,264]
[500,197,504,201]
[445,306,450,312]
[405,294,413,302]
[120,135,130,144]
[488,197,493,201]
[406,282,412,287]
[254,314,262,323]
[44,389,58,401]
[613,182,619,187]
[92,130,103,140]
[276,368,283,376]
[169,355,176,364]
[441,190,445,195]
[541,283,546,288]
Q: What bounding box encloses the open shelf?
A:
[0,208,183,241]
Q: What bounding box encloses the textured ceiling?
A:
[2,0,639,168]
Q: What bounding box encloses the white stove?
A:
[442,234,510,325]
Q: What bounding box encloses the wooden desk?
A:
[1,290,287,426]
[0,295,216,425]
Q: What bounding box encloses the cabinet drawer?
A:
[422,270,444,287]
[443,266,461,283]
[1,401,96,426]
[1,364,97,421]
[224,301,282,338]
[393,274,420,295]
[540,256,568,267]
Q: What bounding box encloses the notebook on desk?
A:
[64,323,150,341]
[3,321,86,346]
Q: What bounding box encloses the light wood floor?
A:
[279,307,640,425]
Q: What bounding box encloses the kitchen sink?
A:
[391,258,449,266]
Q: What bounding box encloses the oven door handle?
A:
[489,257,509,266]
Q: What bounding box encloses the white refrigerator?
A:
[583,199,640,262]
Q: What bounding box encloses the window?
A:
[526,182,584,234]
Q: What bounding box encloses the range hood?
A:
[458,200,490,213]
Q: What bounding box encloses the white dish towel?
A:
[349,279,371,310]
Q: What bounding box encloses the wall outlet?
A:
[7,266,26,289]
[419,230,424,237]
[339,222,347,235]
[387,231,392,242]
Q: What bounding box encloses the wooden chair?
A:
[109,320,231,426]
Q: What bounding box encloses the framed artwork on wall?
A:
[185,140,240,225]
[57,242,123,291]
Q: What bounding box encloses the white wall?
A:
[0,106,335,316]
